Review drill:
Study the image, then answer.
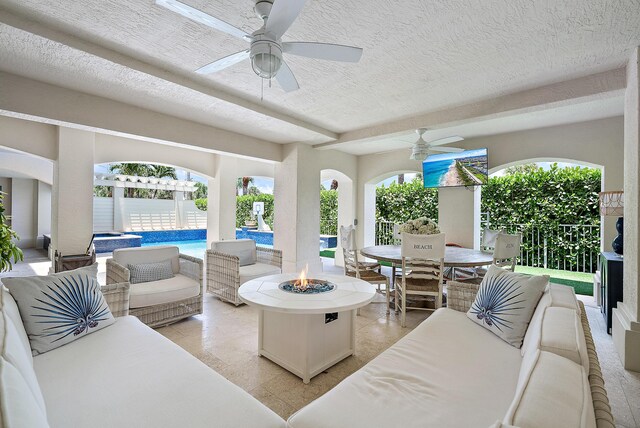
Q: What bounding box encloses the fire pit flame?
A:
[294,266,309,292]
[278,267,336,294]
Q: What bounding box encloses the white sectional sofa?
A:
[288,282,614,428]
[0,283,286,428]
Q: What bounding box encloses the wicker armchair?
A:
[446,280,615,428]
[206,239,282,306]
[106,246,204,328]
[100,282,130,318]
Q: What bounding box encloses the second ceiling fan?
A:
[156,0,364,92]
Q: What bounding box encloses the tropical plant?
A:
[320,189,338,235]
[93,185,112,197]
[108,163,177,199]
[236,194,274,228]
[237,177,254,196]
[109,163,151,197]
[0,193,23,272]
[247,186,261,196]
[194,198,207,211]
[193,182,208,200]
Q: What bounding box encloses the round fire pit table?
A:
[239,273,376,383]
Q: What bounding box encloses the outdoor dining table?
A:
[360,244,494,289]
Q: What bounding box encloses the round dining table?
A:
[360,244,494,288]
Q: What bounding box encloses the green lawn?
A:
[515,266,594,296]
[320,248,594,296]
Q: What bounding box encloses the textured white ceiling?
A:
[0,0,638,152]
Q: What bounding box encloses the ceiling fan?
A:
[156,0,364,92]
[408,129,465,162]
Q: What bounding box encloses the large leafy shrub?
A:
[320,190,338,235]
[236,194,275,228]
[0,193,23,272]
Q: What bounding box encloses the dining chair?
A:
[491,232,522,271]
[396,232,446,327]
[340,225,391,314]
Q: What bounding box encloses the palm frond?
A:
[470,274,526,332]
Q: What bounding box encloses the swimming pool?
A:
[141,238,273,259]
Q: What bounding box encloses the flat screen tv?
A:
[422,148,488,188]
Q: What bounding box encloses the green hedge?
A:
[320,190,338,235]
[236,194,275,228]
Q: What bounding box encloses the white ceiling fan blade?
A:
[430,146,465,153]
[275,60,300,92]
[265,0,308,39]
[282,42,363,62]
[195,50,250,74]
[428,135,464,146]
[156,0,248,40]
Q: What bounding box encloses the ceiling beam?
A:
[314,68,626,149]
[0,6,338,142]
[0,72,283,162]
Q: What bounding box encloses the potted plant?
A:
[0,192,23,272]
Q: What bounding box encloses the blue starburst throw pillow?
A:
[3,264,115,356]
[467,265,548,348]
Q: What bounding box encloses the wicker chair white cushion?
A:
[503,350,595,428]
[0,358,50,428]
[33,316,286,428]
[211,239,257,266]
[288,308,522,428]
[129,274,201,309]
[128,259,175,284]
[239,263,282,284]
[113,246,180,274]
[467,265,548,348]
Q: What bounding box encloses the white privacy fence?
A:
[93,197,207,232]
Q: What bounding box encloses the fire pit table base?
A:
[259,309,355,383]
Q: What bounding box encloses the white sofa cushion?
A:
[540,307,589,370]
[0,358,50,428]
[1,286,31,361]
[548,283,581,314]
[113,246,180,274]
[520,291,551,357]
[0,313,47,412]
[129,274,201,309]
[33,316,285,428]
[239,263,282,284]
[3,264,115,355]
[211,239,257,266]
[288,308,522,428]
[467,265,548,348]
[504,350,595,428]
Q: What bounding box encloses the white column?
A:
[113,185,125,231]
[10,178,37,249]
[36,181,52,249]
[360,183,377,248]
[438,186,481,249]
[274,144,322,273]
[334,179,354,268]
[613,46,640,371]
[50,127,95,258]
[206,155,237,246]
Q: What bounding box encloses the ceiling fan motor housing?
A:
[254,0,274,20]
[250,39,282,79]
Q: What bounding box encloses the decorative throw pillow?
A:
[467,265,549,348]
[128,259,175,284]
[3,264,115,356]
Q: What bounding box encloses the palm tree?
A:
[397,173,405,185]
[149,165,177,199]
[237,177,254,196]
[109,163,151,197]
[330,179,339,190]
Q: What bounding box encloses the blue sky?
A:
[423,148,487,163]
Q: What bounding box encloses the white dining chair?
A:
[396,232,446,327]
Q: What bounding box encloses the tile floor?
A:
[3,250,639,426]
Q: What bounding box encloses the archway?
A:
[0,146,54,250]
[484,158,605,275]
[320,169,354,267]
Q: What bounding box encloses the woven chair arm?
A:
[446,280,479,312]
[179,253,204,286]
[106,259,130,285]
[206,250,240,271]
[257,247,283,269]
[578,301,615,428]
[101,282,130,317]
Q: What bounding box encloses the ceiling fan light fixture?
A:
[250,41,282,79]
[410,144,429,162]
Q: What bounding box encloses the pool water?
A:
[142,239,273,259]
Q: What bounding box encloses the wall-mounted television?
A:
[422,148,488,188]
